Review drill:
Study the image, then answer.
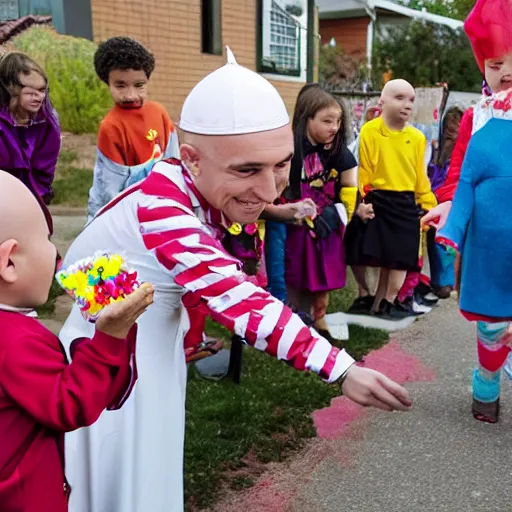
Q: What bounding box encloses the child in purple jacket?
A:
[0,52,61,204]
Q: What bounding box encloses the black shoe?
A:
[378,299,411,320]
[433,285,452,299]
[416,282,432,296]
[396,297,423,316]
[347,295,375,314]
[414,289,438,307]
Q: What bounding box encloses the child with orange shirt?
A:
[87,37,179,221]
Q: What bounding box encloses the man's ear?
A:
[0,239,18,284]
[180,144,201,177]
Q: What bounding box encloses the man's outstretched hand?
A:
[341,365,412,412]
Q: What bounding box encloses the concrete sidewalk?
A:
[214,299,512,512]
[291,299,512,512]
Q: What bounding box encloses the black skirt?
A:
[344,190,421,270]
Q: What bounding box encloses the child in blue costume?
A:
[437,0,512,423]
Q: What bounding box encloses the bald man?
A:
[60,52,412,512]
[345,79,437,320]
[0,172,153,512]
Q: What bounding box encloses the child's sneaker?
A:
[472,368,501,423]
[414,288,438,307]
[377,299,411,320]
[347,295,374,315]
[396,296,427,316]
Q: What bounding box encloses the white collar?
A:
[0,303,38,317]
[473,88,512,135]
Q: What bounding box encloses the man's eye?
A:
[237,168,258,174]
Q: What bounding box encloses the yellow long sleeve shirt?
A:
[358,116,437,211]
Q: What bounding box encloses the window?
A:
[0,1,93,40]
[0,0,65,34]
[202,0,222,55]
[0,1,19,21]
[258,0,306,77]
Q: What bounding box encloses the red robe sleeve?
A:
[137,163,355,383]
[0,324,133,432]
[435,107,474,204]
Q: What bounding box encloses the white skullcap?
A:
[179,47,290,135]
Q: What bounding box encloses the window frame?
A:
[257,0,303,78]
[202,0,223,56]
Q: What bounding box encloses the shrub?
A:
[11,26,111,134]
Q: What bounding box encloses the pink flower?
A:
[244,223,258,236]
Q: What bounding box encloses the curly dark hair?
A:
[94,36,155,84]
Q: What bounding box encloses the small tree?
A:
[319,45,369,90]
[373,20,481,92]
[398,0,476,20]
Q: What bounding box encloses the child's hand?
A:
[356,203,375,222]
[421,201,452,230]
[96,283,154,339]
[293,198,317,220]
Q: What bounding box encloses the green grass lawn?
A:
[185,285,388,510]
[36,279,66,318]
[52,150,93,207]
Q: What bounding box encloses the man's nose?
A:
[255,168,279,203]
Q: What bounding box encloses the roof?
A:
[317,0,464,30]
[0,15,53,45]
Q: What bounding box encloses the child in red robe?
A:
[0,172,154,512]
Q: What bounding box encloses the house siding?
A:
[90,0,305,121]
[319,16,369,58]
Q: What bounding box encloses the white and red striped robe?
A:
[59,159,355,512]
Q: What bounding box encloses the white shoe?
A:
[413,301,432,314]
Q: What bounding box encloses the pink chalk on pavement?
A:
[314,341,436,439]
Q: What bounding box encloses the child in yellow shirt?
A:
[345,79,437,320]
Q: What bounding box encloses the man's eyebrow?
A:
[228,152,294,170]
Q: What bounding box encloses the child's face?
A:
[381,87,415,124]
[307,106,342,145]
[11,71,47,116]
[108,68,148,108]
[484,52,512,94]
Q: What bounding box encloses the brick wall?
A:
[90,0,305,121]
[319,17,368,58]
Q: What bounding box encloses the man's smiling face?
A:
[180,125,294,224]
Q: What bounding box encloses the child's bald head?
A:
[379,79,415,128]
[381,79,415,101]
[0,172,57,308]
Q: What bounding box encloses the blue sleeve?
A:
[164,129,180,159]
[87,149,130,222]
[264,221,287,302]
